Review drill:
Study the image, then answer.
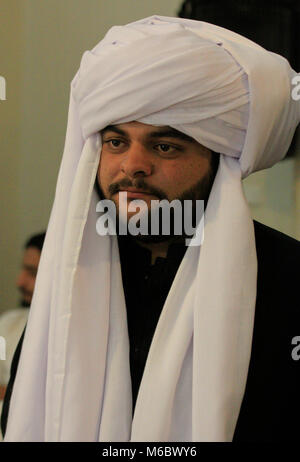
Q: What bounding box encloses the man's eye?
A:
[102,137,125,149]
[107,139,122,148]
[156,144,172,153]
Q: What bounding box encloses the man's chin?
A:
[19,299,31,308]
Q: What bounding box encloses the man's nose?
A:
[120,143,153,178]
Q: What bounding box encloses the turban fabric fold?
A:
[5,16,300,441]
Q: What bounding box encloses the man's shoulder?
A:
[253,220,299,321]
[235,222,299,442]
[253,220,299,270]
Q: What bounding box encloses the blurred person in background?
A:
[0,231,45,436]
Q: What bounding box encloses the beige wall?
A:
[0,1,23,313]
[0,0,299,313]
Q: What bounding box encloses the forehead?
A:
[102,121,164,132]
[101,121,197,143]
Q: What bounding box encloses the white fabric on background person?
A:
[0,309,29,386]
[0,308,29,441]
[5,16,300,442]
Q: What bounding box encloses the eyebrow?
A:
[101,125,126,137]
[101,125,196,143]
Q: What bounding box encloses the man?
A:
[2,16,299,442]
[0,232,45,432]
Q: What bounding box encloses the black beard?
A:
[95,154,219,244]
[122,176,210,244]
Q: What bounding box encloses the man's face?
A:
[16,246,41,307]
[97,121,215,239]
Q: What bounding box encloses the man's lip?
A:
[119,188,152,194]
[118,189,156,197]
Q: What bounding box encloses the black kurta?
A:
[1,220,299,441]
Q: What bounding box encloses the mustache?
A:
[108,178,167,200]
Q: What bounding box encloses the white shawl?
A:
[5,16,300,442]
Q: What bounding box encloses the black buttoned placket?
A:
[118,236,187,414]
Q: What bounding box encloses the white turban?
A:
[5,16,300,442]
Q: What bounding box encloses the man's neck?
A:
[136,241,169,265]
[134,236,185,265]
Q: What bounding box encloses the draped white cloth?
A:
[5,16,300,442]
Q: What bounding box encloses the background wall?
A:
[0,1,22,314]
[0,0,299,313]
